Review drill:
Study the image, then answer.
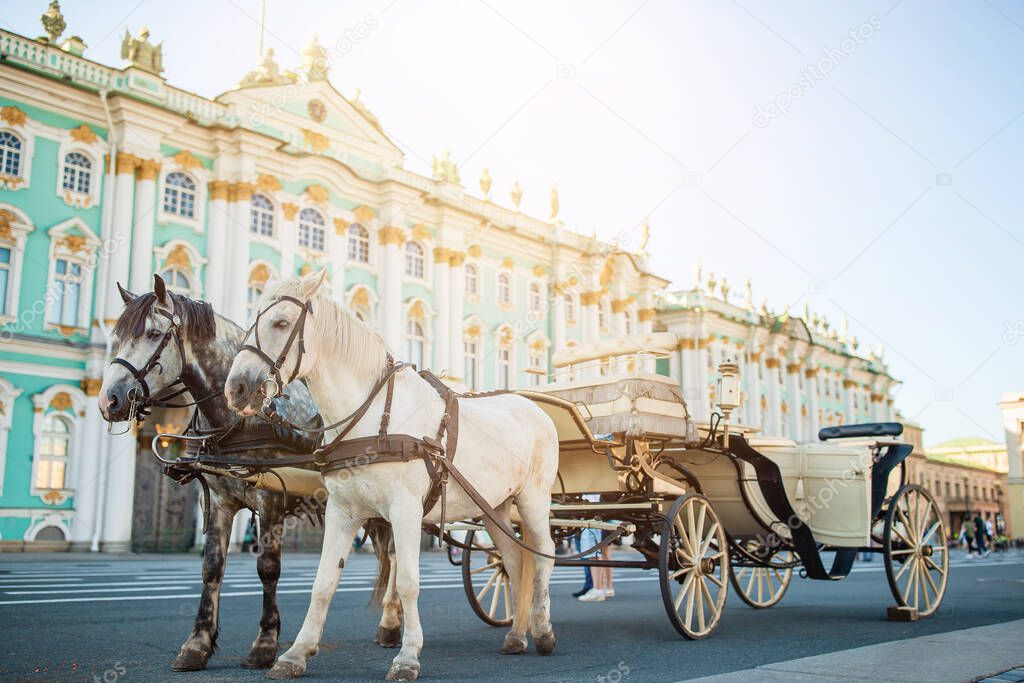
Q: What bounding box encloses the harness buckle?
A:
[261,377,281,399]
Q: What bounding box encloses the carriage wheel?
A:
[729,548,794,609]
[883,484,949,617]
[461,530,514,627]
[659,494,729,639]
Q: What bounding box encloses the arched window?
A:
[465,264,479,298]
[46,258,83,327]
[298,208,325,251]
[348,223,369,262]
[497,347,511,390]
[250,194,275,237]
[35,414,70,490]
[404,242,425,279]
[0,131,22,177]
[529,283,542,312]
[528,349,545,387]
[247,282,264,321]
[163,172,197,219]
[404,318,425,368]
[497,272,511,305]
[160,267,193,295]
[464,340,479,390]
[61,152,92,195]
[563,292,576,323]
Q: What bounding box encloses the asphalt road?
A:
[0,549,1021,682]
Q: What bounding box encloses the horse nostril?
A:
[233,381,248,401]
[107,392,120,409]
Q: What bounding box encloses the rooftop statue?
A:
[239,47,293,87]
[301,34,329,82]
[121,25,163,75]
[40,1,65,44]
[432,149,461,185]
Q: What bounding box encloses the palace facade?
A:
[0,11,899,551]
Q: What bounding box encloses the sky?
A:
[4,0,1022,445]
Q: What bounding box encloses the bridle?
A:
[238,295,313,402]
[108,305,213,428]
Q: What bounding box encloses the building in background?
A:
[0,8,898,551]
[900,417,1009,538]
[1000,393,1024,541]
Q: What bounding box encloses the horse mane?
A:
[262,277,388,383]
[113,290,217,343]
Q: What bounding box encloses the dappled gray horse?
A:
[99,275,394,671]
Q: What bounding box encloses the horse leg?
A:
[267,500,361,680]
[515,487,557,656]
[243,499,284,669]
[374,530,403,648]
[481,504,528,655]
[172,499,236,671]
[385,504,425,681]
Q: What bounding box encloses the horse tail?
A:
[367,519,393,608]
[515,526,536,624]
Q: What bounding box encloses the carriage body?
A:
[458,335,948,638]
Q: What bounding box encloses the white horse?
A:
[225,271,559,681]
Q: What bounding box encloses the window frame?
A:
[43,218,101,336]
[30,384,85,499]
[496,271,513,308]
[0,377,23,497]
[0,128,33,191]
[153,240,207,298]
[250,193,276,239]
[0,205,34,325]
[157,159,208,232]
[464,263,480,302]
[297,207,327,253]
[45,257,85,329]
[404,317,426,369]
[347,223,371,264]
[162,171,198,220]
[404,241,427,281]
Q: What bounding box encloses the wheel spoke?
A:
[706,570,725,588]
[699,522,720,557]
[894,553,915,582]
[476,568,499,603]
[503,574,512,622]
[745,564,757,595]
[699,576,717,628]
[923,555,945,574]
[696,575,706,632]
[902,558,918,606]
[889,548,915,556]
[488,572,502,617]
[686,502,698,557]
[920,520,941,547]
[470,561,502,575]
[921,562,939,608]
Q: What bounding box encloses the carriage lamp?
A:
[715,359,741,447]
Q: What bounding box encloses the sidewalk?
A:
[683,619,1024,683]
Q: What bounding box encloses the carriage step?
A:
[887,605,919,622]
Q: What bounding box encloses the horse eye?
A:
[147,328,162,339]
[273,319,290,329]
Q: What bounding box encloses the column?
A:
[611,293,628,337]
[806,366,820,441]
[226,183,253,323]
[433,248,451,374]
[765,357,782,436]
[748,352,763,428]
[449,251,466,382]
[205,181,230,312]
[104,153,137,316]
[679,338,701,421]
[843,378,857,425]
[379,227,404,350]
[101,427,137,552]
[785,362,803,442]
[552,273,567,353]
[128,158,160,291]
[70,381,102,550]
[696,336,710,420]
[638,297,655,373]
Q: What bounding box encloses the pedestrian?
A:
[974,511,990,557]
[964,520,976,557]
[572,530,595,598]
[576,526,603,601]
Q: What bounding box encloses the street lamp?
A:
[716,358,740,448]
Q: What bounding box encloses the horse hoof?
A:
[242,645,279,669]
[266,659,305,679]
[171,648,210,671]
[535,630,557,656]
[499,634,528,655]
[385,664,420,681]
[374,625,402,648]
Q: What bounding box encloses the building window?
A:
[250,193,275,237]
[0,131,22,177]
[598,302,606,330]
[35,414,70,490]
[163,172,197,219]
[497,272,512,306]
[529,283,542,312]
[465,264,479,299]
[404,242,425,279]
[247,282,264,321]
[46,258,82,327]
[348,223,369,262]
[464,341,478,390]
[404,318,425,368]
[61,152,92,195]
[298,208,326,251]
[0,246,9,316]
[564,292,576,323]
[497,347,511,390]
[160,267,193,296]
[528,350,545,387]
[624,311,634,335]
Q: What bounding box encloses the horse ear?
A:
[301,269,329,298]
[153,273,170,308]
[117,282,136,304]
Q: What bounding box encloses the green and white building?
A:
[0,9,898,551]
